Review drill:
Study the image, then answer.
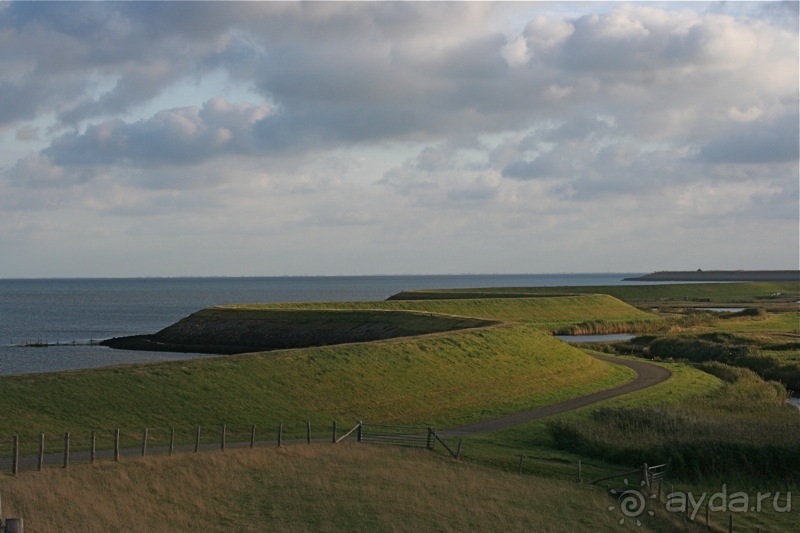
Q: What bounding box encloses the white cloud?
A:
[0,1,796,276]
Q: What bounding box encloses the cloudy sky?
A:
[1,1,797,277]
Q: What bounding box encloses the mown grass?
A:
[219,293,660,330]
[0,443,702,532]
[0,323,633,457]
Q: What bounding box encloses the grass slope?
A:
[112,308,495,353]
[218,293,657,327]
[0,444,699,532]
[0,323,633,456]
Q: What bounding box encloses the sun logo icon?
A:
[607,478,657,526]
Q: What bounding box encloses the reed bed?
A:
[547,365,800,483]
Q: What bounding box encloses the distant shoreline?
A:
[625,270,799,282]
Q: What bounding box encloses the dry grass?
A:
[0,444,693,532]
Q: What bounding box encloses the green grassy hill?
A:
[0,322,633,456]
[218,293,658,327]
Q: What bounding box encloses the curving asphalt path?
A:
[441,355,671,436]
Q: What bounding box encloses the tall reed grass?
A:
[547,364,800,483]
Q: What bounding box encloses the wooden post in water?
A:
[63,432,70,469]
[195,426,201,453]
[169,428,175,456]
[141,428,148,457]
[221,424,226,451]
[90,431,96,464]
[12,435,19,475]
[250,424,256,448]
[114,429,120,462]
[38,434,45,471]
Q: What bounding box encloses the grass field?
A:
[0,443,703,532]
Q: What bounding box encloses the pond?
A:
[554,334,637,343]
[694,307,746,313]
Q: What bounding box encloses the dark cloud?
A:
[697,112,800,164]
[44,97,270,168]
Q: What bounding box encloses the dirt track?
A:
[441,355,671,436]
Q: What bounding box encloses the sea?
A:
[0,273,652,376]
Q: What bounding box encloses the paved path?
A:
[441,355,671,436]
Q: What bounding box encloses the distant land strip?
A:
[625,270,799,282]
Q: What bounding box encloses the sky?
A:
[0,1,798,278]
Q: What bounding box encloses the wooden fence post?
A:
[12,435,19,475]
[169,428,175,456]
[250,424,256,448]
[63,432,70,469]
[5,517,24,533]
[577,460,582,484]
[114,429,120,462]
[278,423,283,447]
[640,462,649,490]
[221,424,226,451]
[38,434,45,471]
[456,439,462,460]
[90,431,96,464]
[332,420,337,443]
[141,428,148,457]
[426,428,433,450]
[307,422,311,444]
[357,421,363,443]
[518,454,525,474]
[195,426,201,453]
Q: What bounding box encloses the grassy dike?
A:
[0,296,642,456]
[387,281,800,306]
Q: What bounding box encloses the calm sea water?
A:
[2,273,645,376]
